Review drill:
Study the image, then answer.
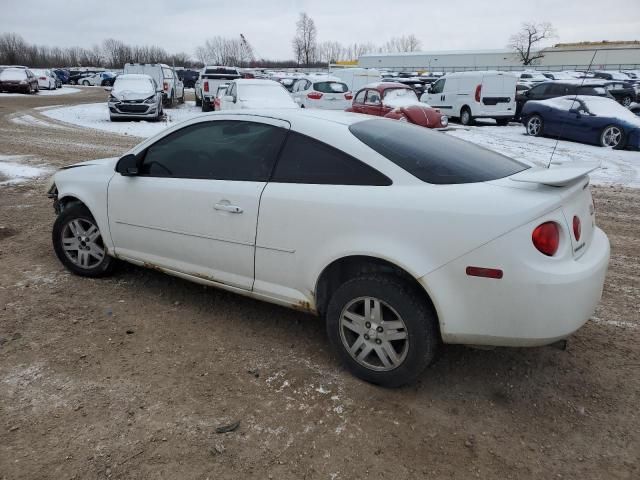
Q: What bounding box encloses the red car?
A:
[346,82,448,128]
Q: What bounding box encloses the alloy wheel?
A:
[602,126,622,147]
[339,296,409,372]
[527,116,541,135]
[61,218,106,269]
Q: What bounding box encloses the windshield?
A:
[113,77,154,95]
[0,68,27,81]
[349,119,528,185]
[313,81,349,93]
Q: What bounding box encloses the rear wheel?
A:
[621,96,633,107]
[600,125,626,149]
[526,114,544,136]
[195,95,202,107]
[52,204,115,277]
[326,274,439,387]
[82,80,90,86]
[202,99,211,112]
[460,107,474,126]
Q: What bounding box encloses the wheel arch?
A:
[314,255,441,336]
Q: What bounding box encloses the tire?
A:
[27,84,33,94]
[326,274,439,387]
[52,204,115,278]
[600,125,626,149]
[621,96,632,108]
[82,80,89,86]
[460,107,474,126]
[525,114,544,136]
[496,118,510,126]
[202,100,211,112]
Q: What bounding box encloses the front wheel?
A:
[326,275,439,387]
[600,125,626,149]
[52,204,115,277]
[621,96,632,107]
[460,107,474,126]
[525,114,544,136]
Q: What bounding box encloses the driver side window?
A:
[365,90,381,105]
[354,90,366,104]
[430,78,445,94]
[139,121,287,181]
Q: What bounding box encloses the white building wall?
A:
[359,48,640,71]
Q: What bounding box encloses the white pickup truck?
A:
[124,63,184,107]
[197,66,242,111]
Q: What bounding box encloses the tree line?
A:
[0,33,194,69]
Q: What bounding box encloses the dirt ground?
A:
[0,88,638,480]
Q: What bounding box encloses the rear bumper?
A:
[421,226,610,347]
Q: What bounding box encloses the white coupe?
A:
[47,110,610,386]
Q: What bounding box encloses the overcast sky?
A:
[1,0,639,59]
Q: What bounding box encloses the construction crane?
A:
[240,34,256,66]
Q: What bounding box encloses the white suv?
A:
[291,75,352,110]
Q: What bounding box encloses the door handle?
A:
[214,203,243,214]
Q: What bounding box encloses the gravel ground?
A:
[0,89,638,480]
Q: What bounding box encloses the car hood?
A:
[112,90,154,101]
[61,157,119,170]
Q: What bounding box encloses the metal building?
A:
[358,42,640,72]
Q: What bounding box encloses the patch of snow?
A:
[315,386,330,394]
[445,124,640,188]
[42,101,203,138]
[0,154,51,185]
[11,114,69,129]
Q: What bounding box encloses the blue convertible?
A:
[521,95,640,150]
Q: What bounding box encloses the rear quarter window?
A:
[349,119,528,185]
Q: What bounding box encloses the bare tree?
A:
[343,42,377,61]
[508,22,556,65]
[292,12,317,66]
[318,41,344,63]
[383,35,422,53]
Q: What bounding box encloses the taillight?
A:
[307,92,323,100]
[203,82,209,92]
[475,84,482,102]
[40,77,46,80]
[163,82,169,91]
[532,222,560,256]
[344,93,353,100]
[573,216,581,241]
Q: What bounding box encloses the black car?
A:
[177,69,199,88]
[382,77,427,97]
[600,81,637,107]
[515,81,614,119]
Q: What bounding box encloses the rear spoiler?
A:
[509,161,600,187]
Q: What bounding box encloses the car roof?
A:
[200,108,369,127]
[116,74,153,81]
[361,82,413,92]
[234,79,279,86]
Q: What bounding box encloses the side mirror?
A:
[115,153,139,176]
[223,95,235,103]
[427,87,433,94]
[103,86,112,92]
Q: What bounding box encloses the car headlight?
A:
[144,95,156,104]
[440,115,449,127]
[108,95,119,103]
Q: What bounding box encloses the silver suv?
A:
[107,74,163,121]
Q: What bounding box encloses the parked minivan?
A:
[421,71,517,125]
[124,63,184,107]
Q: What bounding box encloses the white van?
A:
[123,63,184,107]
[332,68,382,93]
[421,71,516,125]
